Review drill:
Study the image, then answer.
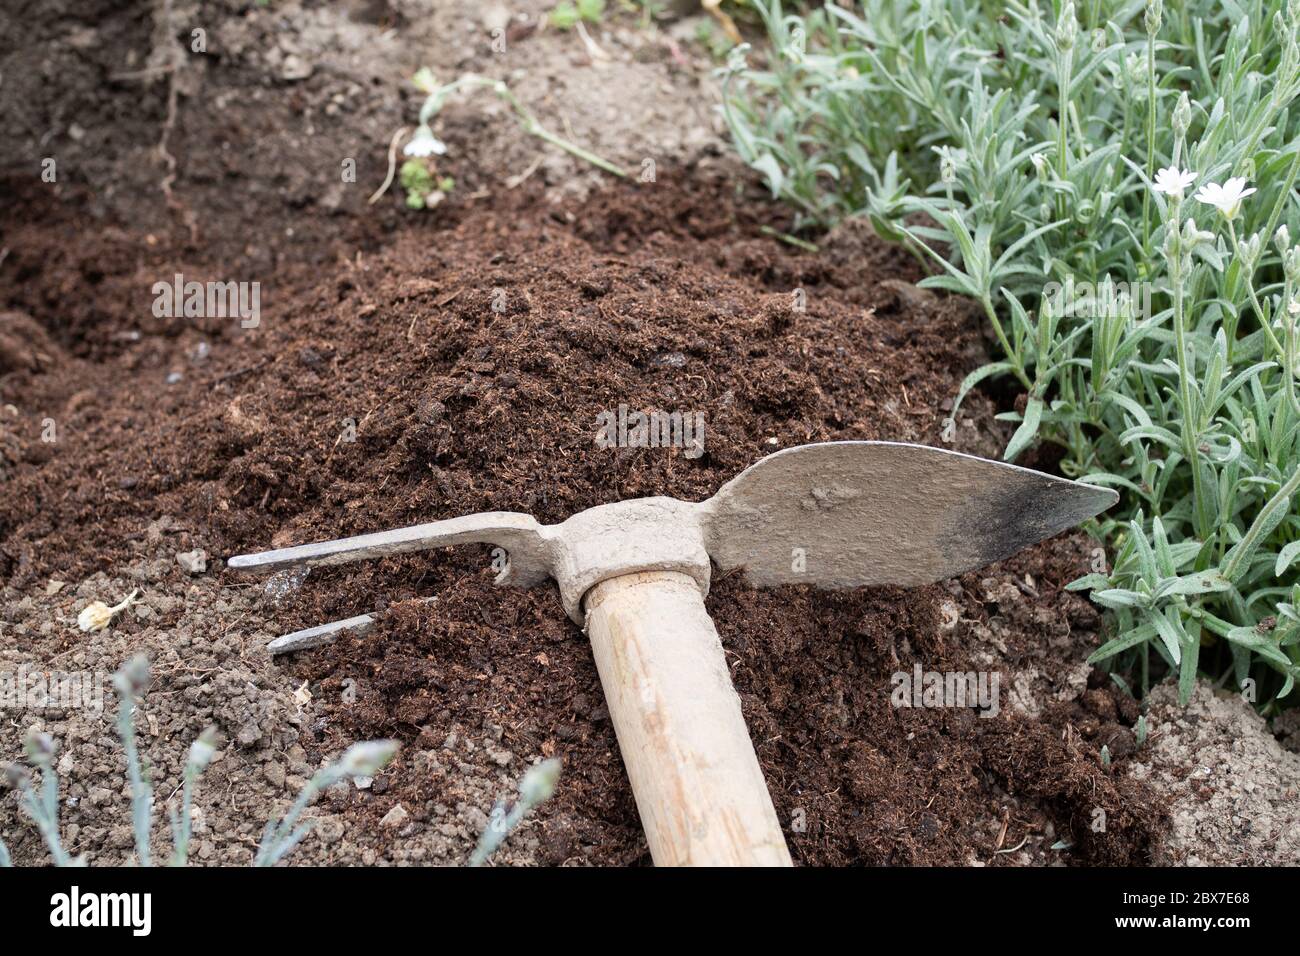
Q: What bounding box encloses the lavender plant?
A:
[254,740,398,866]
[468,757,562,867]
[4,732,73,866]
[1,655,399,867]
[3,656,555,866]
[724,0,1300,709]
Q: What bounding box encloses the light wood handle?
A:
[584,571,793,866]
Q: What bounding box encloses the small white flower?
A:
[77,589,139,632]
[1152,166,1197,198]
[1195,177,1257,219]
[403,125,446,158]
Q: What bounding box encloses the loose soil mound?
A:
[1,166,1162,864]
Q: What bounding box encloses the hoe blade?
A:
[700,441,1118,589]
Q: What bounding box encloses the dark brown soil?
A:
[315,534,1160,866]
[1,162,1162,865]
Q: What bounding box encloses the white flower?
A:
[77,589,139,632]
[403,125,446,158]
[1195,177,1257,219]
[1152,166,1197,198]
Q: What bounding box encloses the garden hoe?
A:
[229,441,1117,867]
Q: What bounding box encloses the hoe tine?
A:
[266,597,439,655]
[233,514,552,657]
[227,512,547,575]
[268,611,379,655]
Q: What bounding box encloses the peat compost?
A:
[0,165,1163,865]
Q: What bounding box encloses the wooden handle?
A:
[584,571,792,866]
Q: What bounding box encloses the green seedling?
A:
[405,70,626,180]
[551,0,606,29]
[399,159,455,210]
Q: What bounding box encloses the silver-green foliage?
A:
[253,739,399,866]
[468,757,562,867]
[2,655,398,867]
[724,0,1300,708]
[2,655,558,867]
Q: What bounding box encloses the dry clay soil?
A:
[1,0,1297,866]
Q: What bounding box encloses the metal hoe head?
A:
[229,441,1117,652]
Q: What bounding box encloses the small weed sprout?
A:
[550,0,605,30]
[399,158,450,210]
[395,69,627,200]
[468,757,562,866]
[1,656,400,867]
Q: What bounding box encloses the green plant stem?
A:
[1170,245,1197,430]
[525,120,628,178]
[1286,298,1300,418]
[424,75,627,179]
[19,767,70,866]
[171,765,199,866]
[981,294,1034,389]
[117,692,152,867]
[1231,221,1290,362]
[1142,31,1157,256]
[1262,138,1300,243]
[1056,45,1073,224]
